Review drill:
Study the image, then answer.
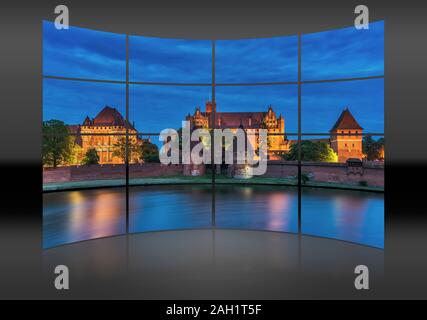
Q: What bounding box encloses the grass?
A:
[43,174,383,192]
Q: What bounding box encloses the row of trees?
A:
[285,141,338,162]
[284,136,385,162]
[43,120,78,167]
[43,120,385,167]
[362,136,385,161]
[43,120,159,167]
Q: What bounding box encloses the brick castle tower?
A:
[329,108,363,162]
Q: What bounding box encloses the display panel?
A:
[297,132,384,248]
[42,78,127,185]
[43,187,126,248]
[129,185,213,233]
[301,79,384,134]
[215,85,298,134]
[302,21,384,81]
[301,186,384,248]
[42,20,384,249]
[216,36,298,83]
[43,21,126,80]
[215,185,299,233]
[129,84,211,134]
[43,79,126,127]
[129,36,211,83]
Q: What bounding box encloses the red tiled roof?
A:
[330,108,363,131]
[92,106,126,126]
[215,112,265,129]
[195,102,282,129]
[82,106,136,130]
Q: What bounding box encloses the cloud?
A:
[129,36,212,83]
[43,79,126,124]
[302,78,384,133]
[42,21,384,134]
[302,21,384,80]
[43,21,126,80]
[216,36,298,83]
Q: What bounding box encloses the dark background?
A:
[0,0,426,299]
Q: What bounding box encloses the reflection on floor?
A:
[42,229,384,299]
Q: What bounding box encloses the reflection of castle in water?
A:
[186,101,363,162]
[67,102,364,164]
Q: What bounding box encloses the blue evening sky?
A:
[129,36,212,83]
[302,78,384,133]
[302,21,384,80]
[43,78,126,124]
[43,20,384,134]
[129,85,211,133]
[216,36,298,83]
[43,21,126,80]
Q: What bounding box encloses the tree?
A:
[141,142,160,163]
[42,120,74,167]
[363,136,384,161]
[286,140,338,162]
[112,137,142,163]
[68,136,83,165]
[82,148,99,165]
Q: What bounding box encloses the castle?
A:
[186,102,363,162]
[68,106,143,164]
[329,108,363,163]
[186,102,290,158]
[66,103,363,165]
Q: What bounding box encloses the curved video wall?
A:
[42,20,384,249]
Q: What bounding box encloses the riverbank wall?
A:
[43,163,183,183]
[43,161,384,187]
[264,161,384,187]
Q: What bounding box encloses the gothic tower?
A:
[330,108,363,162]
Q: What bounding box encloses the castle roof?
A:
[92,106,126,126]
[83,116,91,126]
[330,108,363,132]
[215,112,265,129]
[192,102,284,129]
[82,106,136,130]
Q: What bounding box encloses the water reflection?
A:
[215,185,299,233]
[129,185,213,233]
[43,185,384,249]
[43,188,126,248]
[302,188,384,248]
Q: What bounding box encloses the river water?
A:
[43,185,383,248]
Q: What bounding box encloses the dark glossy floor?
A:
[41,229,384,299]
